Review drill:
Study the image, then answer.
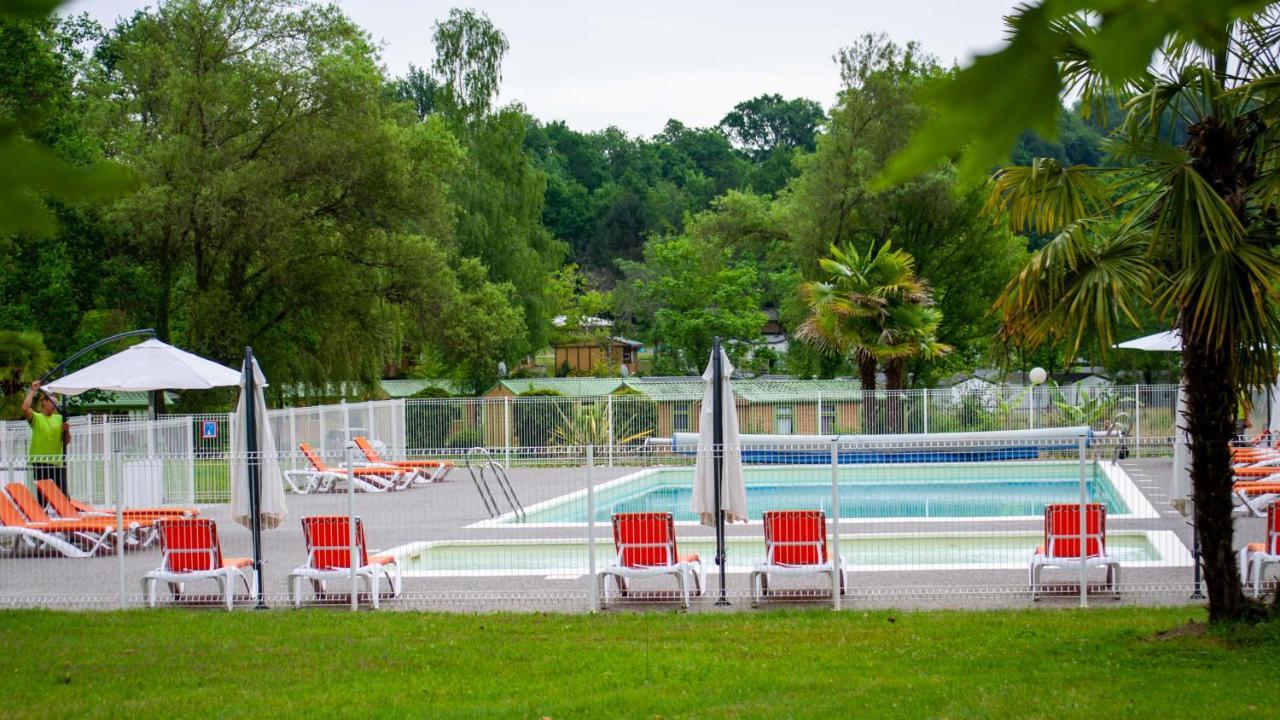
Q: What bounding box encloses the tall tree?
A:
[980,7,1280,622]
[431,7,508,121]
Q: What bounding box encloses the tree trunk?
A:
[884,358,907,433]
[857,354,877,433]
[1181,317,1262,622]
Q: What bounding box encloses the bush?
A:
[445,428,485,450]
[512,389,565,447]
[610,388,657,443]
[406,385,461,450]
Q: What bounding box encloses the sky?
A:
[63,0,1023,137]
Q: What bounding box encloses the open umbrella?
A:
[1115,331,1192,497]
[692,340,746,605]
[45,338,241,395]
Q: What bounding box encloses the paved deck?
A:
[0,458,1270,612]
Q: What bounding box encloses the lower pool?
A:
[391,531,1191,576]
[495,462,1139,526]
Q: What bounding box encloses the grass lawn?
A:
[2,607,1277,718]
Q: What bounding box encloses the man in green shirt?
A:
[23,380,71,504]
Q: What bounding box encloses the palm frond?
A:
[985,158,1113,235]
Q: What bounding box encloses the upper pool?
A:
[494,462,1138,526]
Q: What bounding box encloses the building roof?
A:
[624,377,864,402]
[73,390,178,409]
[493,378,627,396]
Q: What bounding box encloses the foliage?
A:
[547,402,652,447]
[610,387,658,440]
[511,388,564,447]
[405,386,460,451]
[443,427,484,450]
[979,3,1280,622]
[0,329,52,419]
[431,8,508,121]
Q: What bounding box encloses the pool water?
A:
[507,463,1128,525]
[395,532,1175,575]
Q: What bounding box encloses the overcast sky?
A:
[63,0,1022,136]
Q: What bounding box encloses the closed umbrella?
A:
[692,340,746,606]
[230,354,287,529]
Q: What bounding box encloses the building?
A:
[551,337,643,376]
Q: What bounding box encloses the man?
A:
[22,380,71,502]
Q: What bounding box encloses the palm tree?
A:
[985,12,1280,621]
[0,330,53,420]
[798,240,950,432]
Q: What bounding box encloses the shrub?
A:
[445,427,485,450]
[512,389,565,447]
[405,385,461,450]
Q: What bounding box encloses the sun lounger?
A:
[1233,480,1280,516]
[749,510,846,605]
[354,436,452,482]
[1239,501,1280,597]
[1029,503,1119,599]
[36,479,197,523]
[141,518,256,611]
[287,443,413,494]
[288,515,402,609]
[4,482,140,555]
[0,492,122,558]
[598,512,703,609]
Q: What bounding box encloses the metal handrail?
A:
[464,447,525,521]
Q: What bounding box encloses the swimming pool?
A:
[391,530,1192,576]
[490,462,1153,526]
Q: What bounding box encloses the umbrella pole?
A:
[244,347,267,609]
[712,338,729,606]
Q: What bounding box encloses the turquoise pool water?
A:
[506,462,1128,524]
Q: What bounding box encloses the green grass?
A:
[1,607,1277,718]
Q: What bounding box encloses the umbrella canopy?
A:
[692,346,747,525]
[44,339,240,396]
[230,356,287,529]
[1115,329,1182,352]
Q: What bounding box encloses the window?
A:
[821,406,837,434]
[775,405,794,434]
[673,403,691,432]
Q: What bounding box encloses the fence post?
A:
[396,398,407,453]
[1132,384,1141,447]
[587,444,597,612]
[115,450,126,608]
[922,390,929,434]
[288,406,298,469]
[816,392,823,434]
[503,396,512,467]
[346,445,358,612]
[830,439,842,611]
[186,415,196,504]
[606,396,614,468]
[1078,433,1088,608]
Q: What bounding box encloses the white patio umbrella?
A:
[1115,331,1192,497]
[692,345,747,526]
[1115,330,1182,352]
[230,355,287,529]
[44,338,241,396]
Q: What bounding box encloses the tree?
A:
[719,93,824,161]
[431,7,508,121]
[0,330,52,420]
[797,240,949,432]
[977,6,1280,622]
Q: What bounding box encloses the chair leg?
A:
[1030,562,1041,601]
[1239,547,1251,589]
[1252,556,1264,597]
[143,577,157,608]
[369,571,380,610]
[678,570,689,610]
[290,574,301,608]
[216,575,232,611]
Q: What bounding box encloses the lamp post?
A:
[1029,366,1046,430]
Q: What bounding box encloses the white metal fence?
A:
[1,434,1254,611]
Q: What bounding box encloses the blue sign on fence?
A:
[201,420,218,439]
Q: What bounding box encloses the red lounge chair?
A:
[749,510,847,605]
[354,436,452,482]
[1029,503,1120,599]
[288,516,401,609]
[0,492,123,558]
[288,443,411,494]
[36,479,197,523]
[142,518,256,611]
[598,512,703,609]
[1240,501,1280,597]
[4,482,140,555]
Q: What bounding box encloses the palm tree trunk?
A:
[885,359,907,433]
[857,355,877,433]
[1181,319,1261,622]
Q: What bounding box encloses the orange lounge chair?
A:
[1029,503,1120,599]
[288,443,412,494]
[288,515,402,609]
[0,492,133,558]
[1234,480,1280,516]
[1239,501,1280,597]
[4,482,141,555]
[36,479,197,523]
[749,510,847,604]
[141,518,256,611]
[598,512,703,609]
[354,436,452,482]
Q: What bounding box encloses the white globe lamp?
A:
[1029,367,1048,386]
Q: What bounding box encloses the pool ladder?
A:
[465,447,525,521]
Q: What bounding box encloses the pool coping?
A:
[387,529,1193,578]
[470,460,1161,529]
